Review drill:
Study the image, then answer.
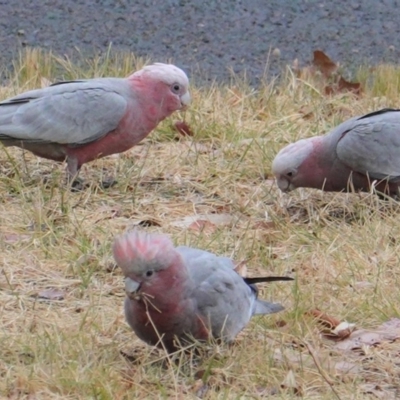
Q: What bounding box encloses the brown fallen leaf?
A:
[137,219,162,227]
[312,50,338,77]
[227,87,244,106]
[191,380,208,399]
[306,309,355,340]
[333,360,360,375]
[298,105,314,120]
[352,281,374,290]
[188,220,216,234]
[306,309,341,331]
[251,220,276,230]
[281,370,301,395]
[93,207,122,223]
[40,77,53,88]
[233,260,248,277]
[360,384,397,400]
[324,75,363,96]
[170,213,233,229]
[174,120,194,137]
[2,232,31,244]
[273,348,315,369]
[37,288,65,301]
[337,76,362,95]
[334,318,400,351]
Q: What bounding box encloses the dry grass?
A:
[1,49,400,399]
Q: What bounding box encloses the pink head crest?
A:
[132,63,189,87]
[113,230,178,276]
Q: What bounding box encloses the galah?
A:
[272,108,400,197]
[113,230,292,352]
[0,63,190,187]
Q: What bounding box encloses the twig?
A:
[303,341,342,400]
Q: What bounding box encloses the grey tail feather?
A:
[254,300,285,315]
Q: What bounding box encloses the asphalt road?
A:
[0,0,399,85]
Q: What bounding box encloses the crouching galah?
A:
[0,63,190,187]
[113,230,293,352]
[272,108,400,197]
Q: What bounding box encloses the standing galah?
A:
[0,63,190,187]
[272,108,400,197]
[113,230,292,352]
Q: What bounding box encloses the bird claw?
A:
[66,177,117,191]
[69,178,90,192]
[100,177,118,189]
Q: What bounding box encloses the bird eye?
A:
[145,270,154,278]
[286,172,293,177]
[171,83,181,93]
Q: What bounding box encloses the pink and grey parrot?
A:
[113,230,292,352]
[0,63,190,187]
[272,109,400,197]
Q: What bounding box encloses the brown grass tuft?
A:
[0,49,400,399]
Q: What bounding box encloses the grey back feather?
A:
[176,246,284,341]
[0,78,130,145]
[334,109,400,180]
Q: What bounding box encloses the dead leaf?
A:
[170,213,234,229]
[327,321,356,341]
[235,138,270,147]
[273,348,314,369]
[324,85,335,96]
[352,281,374,290]
[93,207,122,223]
[105,262,118,273]
[174,121,194,137]
[324,75,363,96]
[333,361,360,375]
[2,232,31,244]
[306,309,341,330]
[281,370,301,395]
[337,76,362,94]
[137,219,162,227]
[360,384,397,400]
[188,220,216,234]
[334,318,400,351]
[192,380,208,398]
[306,309,355,340]
[298,106,314,120]
[252,221,276,230]
[37,288,65,301]
[233,260,248,277]
[312,50,338,77]
[75,254,97,267]
[40,77,53,88]
[227,87,244,106]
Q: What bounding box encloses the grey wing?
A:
[0,79,128,145]
[176,246,234,267]
[177,246,254,340]
[336,109,400,180]
[195,267,255,340]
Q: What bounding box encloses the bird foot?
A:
[70,178,90,192]
[100,177,118,189]
[67,177,117,191]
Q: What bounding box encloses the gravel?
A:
[0,0,399,85]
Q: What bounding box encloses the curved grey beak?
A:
[125,277,141,296]
[180,91,191,108]
[276,177,295,193]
